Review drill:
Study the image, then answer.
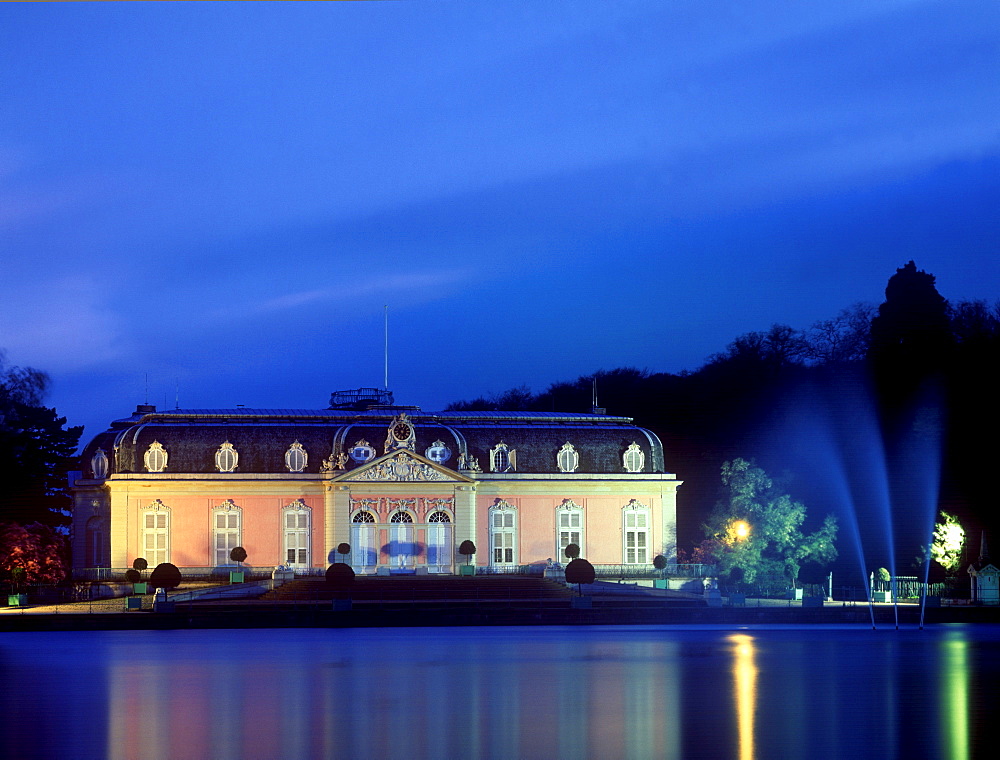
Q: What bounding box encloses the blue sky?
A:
[1,1,998,441]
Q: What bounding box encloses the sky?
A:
[1,1,998,444]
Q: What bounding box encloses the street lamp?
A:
[732,520,750,540]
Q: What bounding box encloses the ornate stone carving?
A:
[349,451,450,482]
[284,441,307,473]
[384,413,415,454]
[215,441,238,472]
[556,442,579,473]
[144,441,168,473]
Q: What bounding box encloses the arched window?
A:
[555,499,584,561]
[490,442,516,473]
[623,500,650,564]
[556,442,579,473]
[427,511,453,571]
[623,443,645,473]
[351,511,377,570]
[212,501,242,566]
[490,500,517,566]
[91,449,109,479]
[141,500,170,565]
[283,501,311,568]
[285,442,308,473]
[144,441,168,473]
[389,511,414,568]
[215,442,239,473]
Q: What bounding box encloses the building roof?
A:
[80,401,667,478]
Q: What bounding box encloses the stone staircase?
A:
[261,575,574,604]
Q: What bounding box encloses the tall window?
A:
[623,500,650,564]
[284,442,308,473]
[427,511,453,570]
[144,441,168,473]
[490,442,516,473]
[490,501,517,566]
[623,443,645,473]
[351,511,377,570]
[555,500,584,560]
[212,502,242,566]
[389,511,414,568]
[556,442,579,473]
[215,442,239,472]
[85,516,107,567]
[142,501,170,565]
[91,449,109,479]
[283,502,311,568]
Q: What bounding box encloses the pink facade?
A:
[73,399,681,576]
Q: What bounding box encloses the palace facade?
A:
[72,389,680,575]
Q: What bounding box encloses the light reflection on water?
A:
[0,624,997,759]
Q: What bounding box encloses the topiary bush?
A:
[149,562,182,590]
[565,558,595,594]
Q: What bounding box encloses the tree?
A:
[326,562,355,586]
[458,540,476,566]
[929,511,965,573]
[565,558,595,595]
[704,459,838,587]
[148,562,182,590]
[0,352,82,527]
[337,542,351,563]
[0,522,68,584]
[230,546,247,566]
[868,260,953,374]
[563,543,580,561]
[805,303,875,364]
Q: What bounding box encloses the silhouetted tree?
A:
[563,543,580,561]
[230,546,247,566]
[326,562,355,586]
[869,260,953,377]
[149,562,182,590]
[0,352,82,527]
[565,558,595,595]
[805,303,875,364]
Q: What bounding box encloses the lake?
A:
[1,624,996,759]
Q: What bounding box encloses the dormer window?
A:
[91,448,109,479]
[349,439,376,463]
[556,442,579,473]
[143,441,168,473]
[490,442,516,473]
[425,440,452,464]
[215,441,239,473]
[623,442,645,473]
[285,441,307,473]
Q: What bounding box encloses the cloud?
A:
[206,268,478,321]
[0,276,125,371]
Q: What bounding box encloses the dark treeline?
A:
[448,262,1000,580]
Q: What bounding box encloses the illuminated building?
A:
[71,389,680,575]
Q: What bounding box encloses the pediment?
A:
[332,450,473,483]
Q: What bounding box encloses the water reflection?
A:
[0,625,996,759]
[729,634,757,760]
[941,631,968,760]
